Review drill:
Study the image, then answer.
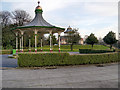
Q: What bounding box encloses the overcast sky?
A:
[1,0,119,39]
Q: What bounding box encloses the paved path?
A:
[1,55,18,68]
[2,64,118,88]
[1,55,118,88]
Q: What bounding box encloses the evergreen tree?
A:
[103,31,117,49]
[86,33,98,48]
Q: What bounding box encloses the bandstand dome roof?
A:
[36,6,42,10]
[24,3,52,27]
[13,1,65,33]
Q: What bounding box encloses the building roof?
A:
[13,1,65,33]
[24,2,53,27]
[64,26,72,33]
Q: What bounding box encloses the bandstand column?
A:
[49,31,52,52]
[35,30,38,52]
[19,35,22,52]
[21,31,24,52]
[41,37,43,51]
[15,32,18,53]
[58,32,61,52]
[29,35,31,52]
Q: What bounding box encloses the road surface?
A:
[2,63,118,88]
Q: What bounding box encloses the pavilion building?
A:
[60,26,83,45]
[13,1,65,52]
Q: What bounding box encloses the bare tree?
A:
[0,11,11,27]
[67,28,81,51]
[12,10,31,26]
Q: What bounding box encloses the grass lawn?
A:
[38,45,110,52]
[1,45,111,54]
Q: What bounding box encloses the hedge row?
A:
[1,50,12,54]
[18,52,120,67]
[79,49,115,54]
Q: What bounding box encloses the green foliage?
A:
[59,45,109,50]
[52,35,57,45]
[18,52,119,67]
[6,45,13,49]
[118,52,120,60]
[1,10,32,49]
[2,50,12,54]
[2,45,110,54]
[47,35,57,45]
[103,31,117,49]
[79,49,115,54]
[2,25,16,49]
[86,33,98,48]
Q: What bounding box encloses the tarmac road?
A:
[2,63,118,88]
[1,55,18,68]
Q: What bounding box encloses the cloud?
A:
[1,0,119,2]
[1,1,118,18]
[77,24,118,39]
[1,0,75,18]
[95,25,118,39]
[1,0,118,39]
[84,2,118,16]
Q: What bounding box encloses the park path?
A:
[0,54,118,88]
[2,63,118,88]
[0,55,17,68]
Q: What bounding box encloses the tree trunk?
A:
[110,44,112,49]
[70,44,73,51]
[92,44,94,48]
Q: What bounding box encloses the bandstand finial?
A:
[38,1,40,6]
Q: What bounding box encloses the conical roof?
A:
[13,1,65,33]
[24,11,53,27]
[24,2,53,27]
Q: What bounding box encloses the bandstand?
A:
[13,1,65,52]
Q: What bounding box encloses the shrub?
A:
[79,49,115,54]
[6,45,13,49]
[18,52,120,67]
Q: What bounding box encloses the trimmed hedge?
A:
[1,50,12,54]
[79,49,115,54]
[18,52,120,67]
